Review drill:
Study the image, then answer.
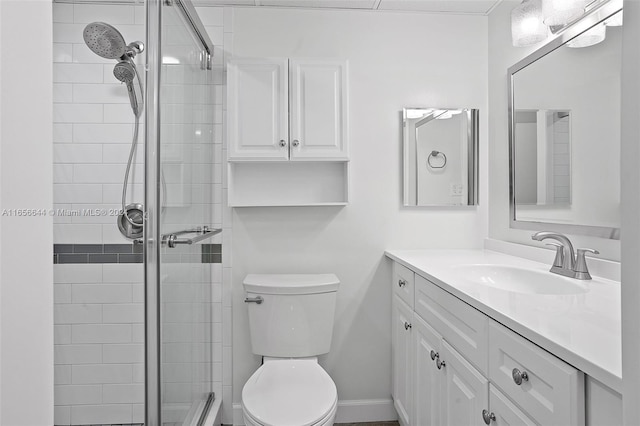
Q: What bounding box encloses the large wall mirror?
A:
[509,0,622,239]
[402,108,479,206]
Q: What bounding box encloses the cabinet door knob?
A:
[279,139,287,147]
[436,358,446,369]
[404,321,412,331]
[482,409,496,425]
[430,350,438,361]
[398,279,406,288]
[292,139,300,147]
[512,368,529,385]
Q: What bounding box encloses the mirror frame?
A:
[508,0,622,240]
[402,107,479,207]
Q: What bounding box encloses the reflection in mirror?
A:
[403,108,478,206]
[509,0,621,239]
[514,109,571,207]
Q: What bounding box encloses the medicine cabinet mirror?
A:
[402,107,479,207]
[509,0,622,239]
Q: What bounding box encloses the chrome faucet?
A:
[531,231,599,280]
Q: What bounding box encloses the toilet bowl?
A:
[241,274,341,426]
[242,358,338,426]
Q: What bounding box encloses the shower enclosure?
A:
[52,0,222,425]
[146,1,219,424]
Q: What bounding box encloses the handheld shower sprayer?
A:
[113,61,141,118]
[83,22,145,239]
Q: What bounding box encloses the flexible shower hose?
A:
[122,58,144,227]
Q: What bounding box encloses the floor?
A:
[335,423,400,426]
[80,421,400,426]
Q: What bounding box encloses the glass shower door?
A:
[145,1,216,425]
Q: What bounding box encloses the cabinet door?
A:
[413,314,442,426]
[228,58,289,160]
[440,341,489,426]
[392,295,413,426]
[488,384,537,426]
[289,59,348,160]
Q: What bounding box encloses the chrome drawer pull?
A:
[436,358,446,369]
[512,368,529,385]
[398,279,407,288]
[430,350,438,361]
[482,409,496,424]
[404,321,412,331]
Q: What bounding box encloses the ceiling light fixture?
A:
[511,0,548,47]
[567,22,606,47]
[605,9,623,26]
[542,0,588,26]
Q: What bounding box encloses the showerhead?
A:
[83,22,127,60]
[83,22,145,60]
[113,61,136,83]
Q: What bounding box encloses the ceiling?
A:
[190,0,506,15]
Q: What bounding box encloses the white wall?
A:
[229,7,488,420]
[620,1,640,424]
[0,1,54,424]
[487,0,621,260]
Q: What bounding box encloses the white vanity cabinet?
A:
[392,294,414,426]
[227,57,349,206]
[227,58,348,161]
[391,260,587,426]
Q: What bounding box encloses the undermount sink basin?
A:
[453,264,589,295]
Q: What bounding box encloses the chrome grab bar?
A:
[162,226,221,248]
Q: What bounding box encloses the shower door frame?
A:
[144,1,214,425]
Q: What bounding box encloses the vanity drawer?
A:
[393,262,415,308]
[414,274,488,376]
[489,320,585,426]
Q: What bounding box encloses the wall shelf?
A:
[228,161,349,207]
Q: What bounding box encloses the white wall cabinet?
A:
[228,58,289,160]
[227,57,349,206]
[391,260,591,426]
[228,58,348,161]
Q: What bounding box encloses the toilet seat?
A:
[242,358,338,426]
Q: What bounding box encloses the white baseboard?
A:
[232,398,397,425]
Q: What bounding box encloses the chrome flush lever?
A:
[244,296,263,304]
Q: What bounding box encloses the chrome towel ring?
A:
[427,150,447,169]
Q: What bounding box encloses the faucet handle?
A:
[574,248,600,280]
[545,242,565,268]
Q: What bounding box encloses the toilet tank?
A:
[243,274,340,358]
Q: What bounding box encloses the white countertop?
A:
[385,249,622,393]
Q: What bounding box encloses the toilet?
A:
[241,273,340,426]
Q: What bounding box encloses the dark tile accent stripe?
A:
[54,243,222,264]
[58,253,88,263]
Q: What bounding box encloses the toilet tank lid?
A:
[243,274,340,295]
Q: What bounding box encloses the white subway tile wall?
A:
[53,3,227,425]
